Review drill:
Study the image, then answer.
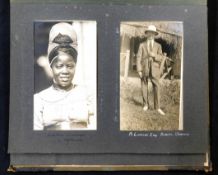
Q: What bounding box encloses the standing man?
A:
[137,25,165,115]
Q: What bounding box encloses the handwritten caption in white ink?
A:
[128,132,190,138]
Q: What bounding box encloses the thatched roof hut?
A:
[120,22,183,79]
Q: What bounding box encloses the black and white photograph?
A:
[34,21,97,131]
[120,21,183,131]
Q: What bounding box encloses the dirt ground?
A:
[120,77,180,131]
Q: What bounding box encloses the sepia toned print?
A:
[34,21,97,131]
[120,21,183,131]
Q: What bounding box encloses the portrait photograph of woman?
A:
[34,21,97,131]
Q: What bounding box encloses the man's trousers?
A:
[141,76,160,109]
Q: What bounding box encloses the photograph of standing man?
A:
[137,25,165,115]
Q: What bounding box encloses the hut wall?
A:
[120,33,131,76]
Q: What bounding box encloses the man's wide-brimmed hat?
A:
[144,25,158,35]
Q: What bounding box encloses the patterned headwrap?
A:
[47,22,78,65]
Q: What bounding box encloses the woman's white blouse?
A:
[34,85,88,130]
